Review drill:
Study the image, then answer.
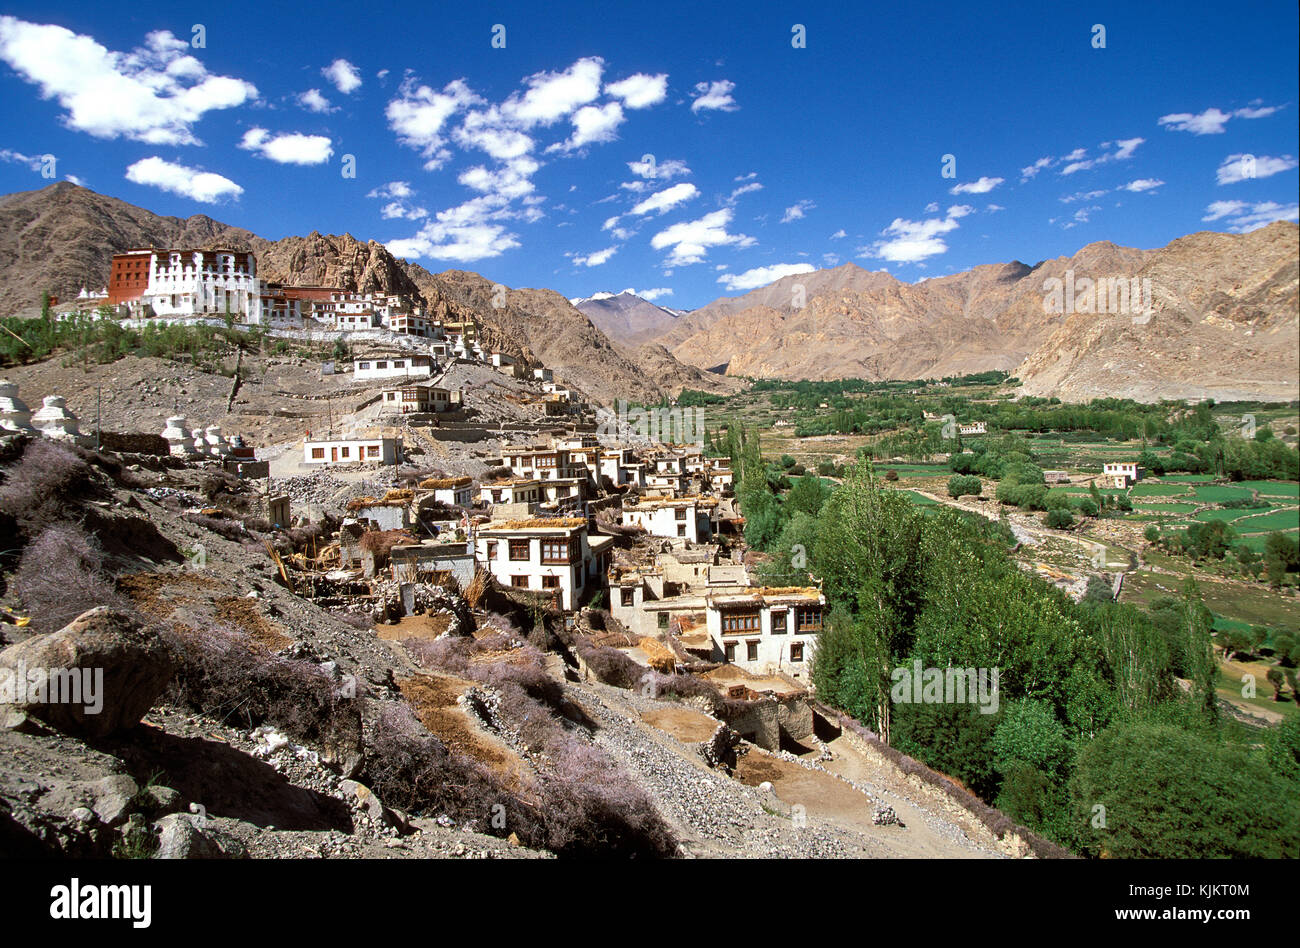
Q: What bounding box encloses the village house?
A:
[108,248,265,321]
[598,448,645,488]
[346,495,410,532]
[959,421,987,436]
[475,517,613,611]
[389,540,476,588]
[608,548,749,638]
[303,434,402,466]
[478,478,541,508]
[379,383,454,413]
[420,476,474,508]
[705,587,826,678]
[353,354,435,382]
[1102,461,1143,489]
[645,468,688,496]
[1044,470,1071,484]
[622,496,718,544]
[501,445,588,483]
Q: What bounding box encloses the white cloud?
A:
[985,204,1004,213]
[125,156,242,203]
[238,127,333,165]
[1020,156,1054,180]
[296,88,335,113]
[1060,189,1110,203]
[1121,178,1164,192]
[949,176,1004,195]
[861,205,971,263]
[781,200,815,223]
[1060,138,1143,175]
[728,182,763,201]
[636,287,673,301]
[924,201,939,214]
[504,57,603,127]
[690,79,738,113]
[368,181,413,199]
[548,101,624,152]
[458,156,540,202]
[604,73,668,109]
[651,208,754,266]
[387,198,522,263]
[386,78,481,169]
[631,182,698,215]
[1202,199,1299,232]
[1217,153,1298,185]
[454,107,534,160]
[1160,104,1278,135]
[0,18,257,145]
[627,157,690,179]
[717,263,815,291]
[570,246,618,267]
[0,148,44,171]
[829,229,847,239]
[65,173,86,186]
[322,59,361,94]
[380,201,427,220]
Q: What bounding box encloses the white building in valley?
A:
[706,587,825,678]
[353,355,435,381]
[475,517,613,611]
[303,434,402,466]
[623,496,718,544]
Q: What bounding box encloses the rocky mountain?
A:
[0,183,734,406]
[569,290,683,344]
[654,226,1298,401]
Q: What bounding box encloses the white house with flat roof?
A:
[623,496,718,544]
[1102,461,1143,489]
[475,517,612,611]
[303,435,402,466]
[353,355,434,382]
[706,587,825,679]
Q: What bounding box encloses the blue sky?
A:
[0,0,1296,309]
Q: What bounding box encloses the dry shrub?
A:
[573,637,644,689]
[183,512,247,541]
[464,568,490,610]
[14,524,130,632]
[0,439,98,539]
[645,671,721,710]
[162,623,360,749]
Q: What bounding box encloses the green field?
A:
[1232,509,1300,534]
[1192,484,1255,503]
[1133,502,1199,514]
[1131,483,1194,497]
[1238,480,1300,498]
[1191,507,1275,524]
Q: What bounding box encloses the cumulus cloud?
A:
[861,205,972,263]
[1020,156,1054,180]
[238,127,333,165]
[1202,199,1299,232]
[651,208,754,266]
[369,181,413,199]
[627,156,690,180]
[728,181,763,202]
[690,79,738,112]
[386,77,482,169]
[1159,103,1279,135]
[380,202,427,220]
[636,287,673,301]
[504,57,604,127]
[125,156,242,203]
[454,106,535,160]
[0,148,45,171]
[322,59,361,94]
[829,228,847,239]
[569,246,618,267]
[1216,153,1298,185]
[781,199,815,223]
[297,88,335,113]
[1059,189,1110,204]
[1060,137,1144,175]
[605,73,668,109]
[950,176,1003,195]
[386,202,522,263]
[0,17,257,145]
[717,263,815,291]
[548,101,625,152]
[631,182,698,215]
[1120,178,1164,192]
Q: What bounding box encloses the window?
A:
[675,507,687,520]
[620,588,634,607]
[796,607,823,632]
[725,642,736,662]
[541,575,559,589]
[790,643,804,662]
[511,575,529,588]
[541,539,569,564]
[677,524,686,537]
[486,541,498,560]
[771,610,787,634]
[746,641,759,662]
[376,361,388,369]
[509,539,530,561]
[657,612,669,630]
[340,447,350,459]
[367,446,380,458]
[311,448,324,459]
[721,610,760,633]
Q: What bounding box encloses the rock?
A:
[145,785,182,815]
[698,723,742,773]
[872,804,899,826]
[90,775,140,827]
[153,814,247,859]
[339,779,410,833]
[0,607,174,738]
[70,807,94,824]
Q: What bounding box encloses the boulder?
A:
[0,607,174,738]
[153,814,247,859]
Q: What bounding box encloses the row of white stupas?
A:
[161,415,237,458]
[0,380,92,446]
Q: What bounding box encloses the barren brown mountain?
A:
[0,182,734,405]
[657,224,1298,401]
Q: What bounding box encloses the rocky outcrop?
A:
[0,607,174,738]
